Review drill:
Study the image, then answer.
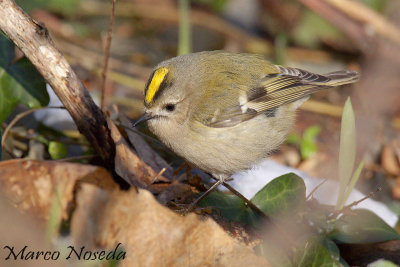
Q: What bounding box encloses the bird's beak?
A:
[133,112,154,127]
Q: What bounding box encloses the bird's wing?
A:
[203,66,358,128]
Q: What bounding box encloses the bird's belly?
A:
[178,111,296,177]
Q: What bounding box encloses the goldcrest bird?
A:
[135,51,359,207]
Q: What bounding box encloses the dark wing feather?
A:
[205,66,358,128]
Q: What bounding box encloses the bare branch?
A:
[0,0,115,169]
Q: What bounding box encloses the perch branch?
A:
[0,0,115,169]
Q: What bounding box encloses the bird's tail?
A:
[323,70,360,86]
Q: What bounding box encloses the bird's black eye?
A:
[164,103,176,112]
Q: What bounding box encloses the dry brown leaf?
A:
[108,118,169,188]
[0,194,67,267]
[156,181,193,205]
[381,145,400,176]
[118,112,173,179]
[0,159,116,221]
[393,178,400,200]
[70,184,110,248]
[71,184,270,267]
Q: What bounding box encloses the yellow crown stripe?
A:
[145,67,169,104]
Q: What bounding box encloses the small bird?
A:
[135,51,359,208]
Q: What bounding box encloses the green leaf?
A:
[7,57,49,105]
[251,173,306,217]
[336,97,356,210]
[198,191,260,225]
[300,139,317,160]
[340,160,365,208]
[295,237,341,267]
[286,133,301,145]
[330,209,400,244]
[0,32,14,65]
[303,125,321,141]
[255,240,292,267]
[0,34,48,124]
[369,259,399,267]
[199,173,306,226]
[321,238,340,262]
[48,141,67,160]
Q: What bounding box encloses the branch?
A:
[324,0,400,47]
[0,0,115,169]
[296,0,372,51]
[339,240,400,266]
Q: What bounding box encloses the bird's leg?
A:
[184,178,223,214]
[221,181,268,219]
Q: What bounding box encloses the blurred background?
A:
[10,0,400,216]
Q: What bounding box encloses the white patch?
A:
[211,109,220,123]
[39,46,56,61]
[55,65,67,78]
[39,46,68,78]
[238,94,248,113]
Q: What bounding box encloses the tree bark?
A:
[0,0,115,170]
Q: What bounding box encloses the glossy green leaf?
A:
[0,34,48,124]
[48,141,67,160]
[330,209,400,244]
[0,32,14,65]
[295,237,341,267]
[198,191,260,225]
[251,173,306,217]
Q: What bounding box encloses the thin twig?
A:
[56,154,98,162]
[343,187,382,211]
[1,107,65,158]
[329,187,382,219]
[301,100,343,117]
[100,0,117,109]
[306,178,328,200]
[150,168,166,185]
[221,182,268,219]
[221,181,297,247]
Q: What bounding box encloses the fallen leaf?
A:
[71,184,271,267]
[392,178,400,200]
[118,111,173,180]
[108,118,169,188]
[381,145,400,176]
[0,194,66,267]
[0,159,116,221]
